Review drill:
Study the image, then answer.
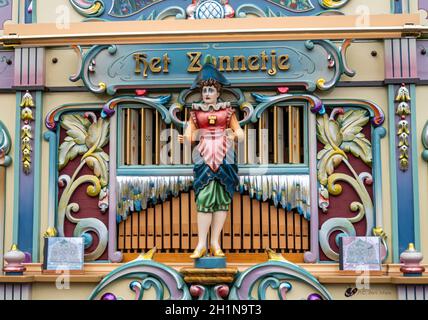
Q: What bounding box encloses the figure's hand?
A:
[178,134,184,144]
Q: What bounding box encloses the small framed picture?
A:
[339,236,382,271]
[43,237,84,272]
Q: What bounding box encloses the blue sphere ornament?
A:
[195,0,225,19]
[82,232,93,249]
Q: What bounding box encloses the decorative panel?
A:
[69,0,353,21]
[57,112,110,261]
[316,103,387,262]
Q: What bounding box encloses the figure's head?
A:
[200,79,222,105]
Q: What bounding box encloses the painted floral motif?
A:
[268,0,314,12]
[316,108,375,261]
[69,0,105,17]
[109,0,162,17]
[57,112,109,261]
[187,0,235,19]
[70,0,352,20]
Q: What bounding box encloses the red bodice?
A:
[190,105,235,172]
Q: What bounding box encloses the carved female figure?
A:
[179,58,244,259]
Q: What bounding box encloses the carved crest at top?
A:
[69,0,352,21]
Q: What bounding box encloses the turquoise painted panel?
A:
[76,40,349,95]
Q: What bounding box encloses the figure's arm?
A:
[178,119,197,144]
[229,113,245,143]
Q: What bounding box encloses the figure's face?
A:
[202,85,220,105]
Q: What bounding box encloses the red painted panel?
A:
[318,109,374,261]
[58,112,109,261]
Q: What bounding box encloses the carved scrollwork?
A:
[89,250,191,300]
[319,0,350,9]
[69,0,105,17]
[229,259,332,300]
[57,112,110,261]
[70,0,353,21]
[0,120,12,167]
[317,108,376,261]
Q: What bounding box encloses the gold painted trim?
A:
[1,14,422,46]
[126,109,131,165]
[155,111,160,165]
[274,106,278,164]
[141,109,145,166]
[9,263,428,284]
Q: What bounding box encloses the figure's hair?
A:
[199,79,222,94]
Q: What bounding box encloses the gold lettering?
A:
[162,53,170,73]
[268,50,277,76]
[218,56,232,72]
[247,55,260,71]
[134,53,149,77]
[134,53,141,74]
[233,56,247,71]
[278,54,290,71]
[150,57,162,73]
[260,51,269,71]
[187,52,202,72]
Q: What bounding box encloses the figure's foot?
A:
[190,247,207,259]
[210,245,225,257]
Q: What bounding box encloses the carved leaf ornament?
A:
[317,109,372,185]
[317,108,374,261]
[57,113,109,261]
[59,113,109,187]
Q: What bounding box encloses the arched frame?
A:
[45,93,385,263]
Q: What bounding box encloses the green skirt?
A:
[196,180,231,213]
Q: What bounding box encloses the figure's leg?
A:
[190,212,212,258]
[210,211,228,256]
